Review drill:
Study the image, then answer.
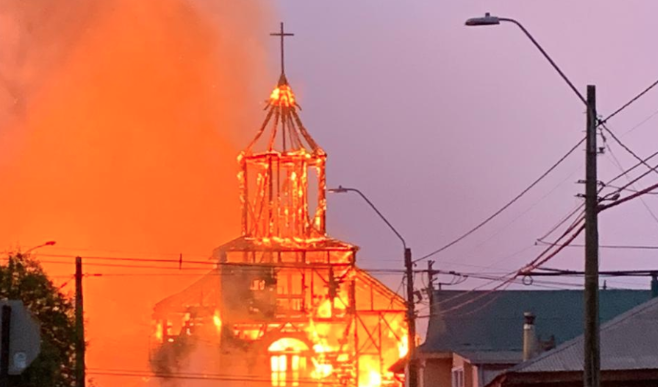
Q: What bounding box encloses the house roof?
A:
[455,351,524,365]
[420,289,652,354]
[509,296,658,374]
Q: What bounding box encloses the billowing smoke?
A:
[0,0,274,385]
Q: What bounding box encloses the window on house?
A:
[451,367,465,387]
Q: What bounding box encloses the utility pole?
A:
[404,248,418,387]
[0,305,11,387]
[75,257,86,387]
[583,85,600,387]
[427,261,435,305]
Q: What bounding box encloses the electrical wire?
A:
[414,137,586,263]
[605,184,658,195]
[600,78,658,125]
[604,141,658,227]
[597,77,658,165]
[536,203,585,242]
[599,181,658,212]
[621,108,658,137]
[86,368,343,384]
[602,123,658,181]
[535,241,658,250]
[32,254,407,275]
[604,149,658,187]
[416,77,658,265]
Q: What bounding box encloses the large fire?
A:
[270,84,297,107]
[151,34,409,384]
[0,1,409,385]
[0,0,273,386]
[154,275,408,387]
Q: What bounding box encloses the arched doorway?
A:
[269,338,309,386]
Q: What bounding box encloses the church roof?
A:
[213,235,357,254]
[243,72,323,157]
[153,270,221,317]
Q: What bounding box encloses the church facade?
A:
[151,26,408,387]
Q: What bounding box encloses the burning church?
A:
[151,24,408,387]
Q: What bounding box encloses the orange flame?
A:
[270,84,296,107]
[155,322,163,342]
[317,299,333,319]
[213,310,222,332]
[0,1,274,385]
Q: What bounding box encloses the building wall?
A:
[452,354,474,387]
[420,357,452,387]
[420,354,516,387]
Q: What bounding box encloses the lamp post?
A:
[328,186,417,387]
[465,14,599,387]
[23,241,56,255]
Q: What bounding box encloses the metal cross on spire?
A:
[270,22,294,76]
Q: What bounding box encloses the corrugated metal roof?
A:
[513,296,658,373]
[420,289,652,354]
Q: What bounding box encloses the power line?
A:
[422,176,658,316]
[603,142,658,228]
[537,202,585,242]
[86,368,343,384]
[620,108,658,137]
[529,267,658,277]
[536,146,658,248]
[599,181,658,212]
[602,124,658,181]
[535,241,658,250]
[604,183,658,195]
[445,164,583,270]
[417,77,658,264]
[603,149,658,187]
[427,268,585,289]
[415,137,585,263]
[600,78,658,125]
[27,256,410,276]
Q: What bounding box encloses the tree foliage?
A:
[0,253,76,387]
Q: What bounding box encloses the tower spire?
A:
[270,22,294,83]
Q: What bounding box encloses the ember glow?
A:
[270,84,297,107]
[213,310,223,332]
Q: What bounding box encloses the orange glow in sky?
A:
[0,0,273,384]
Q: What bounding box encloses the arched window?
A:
[269,338,309,386]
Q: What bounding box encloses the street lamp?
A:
[465,14,600,387]
[327,185,418,387]
[23,241,56,255]
[465,13,587,106]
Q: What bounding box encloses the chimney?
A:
[523,312,538,361]
[651,273,658,298]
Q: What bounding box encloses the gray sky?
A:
[276,1,658,292]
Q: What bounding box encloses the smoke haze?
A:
[0,0,273,385]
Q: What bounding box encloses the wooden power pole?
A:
[404,248,418,387]
[75,257,86,387]
[583,85,600,387]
